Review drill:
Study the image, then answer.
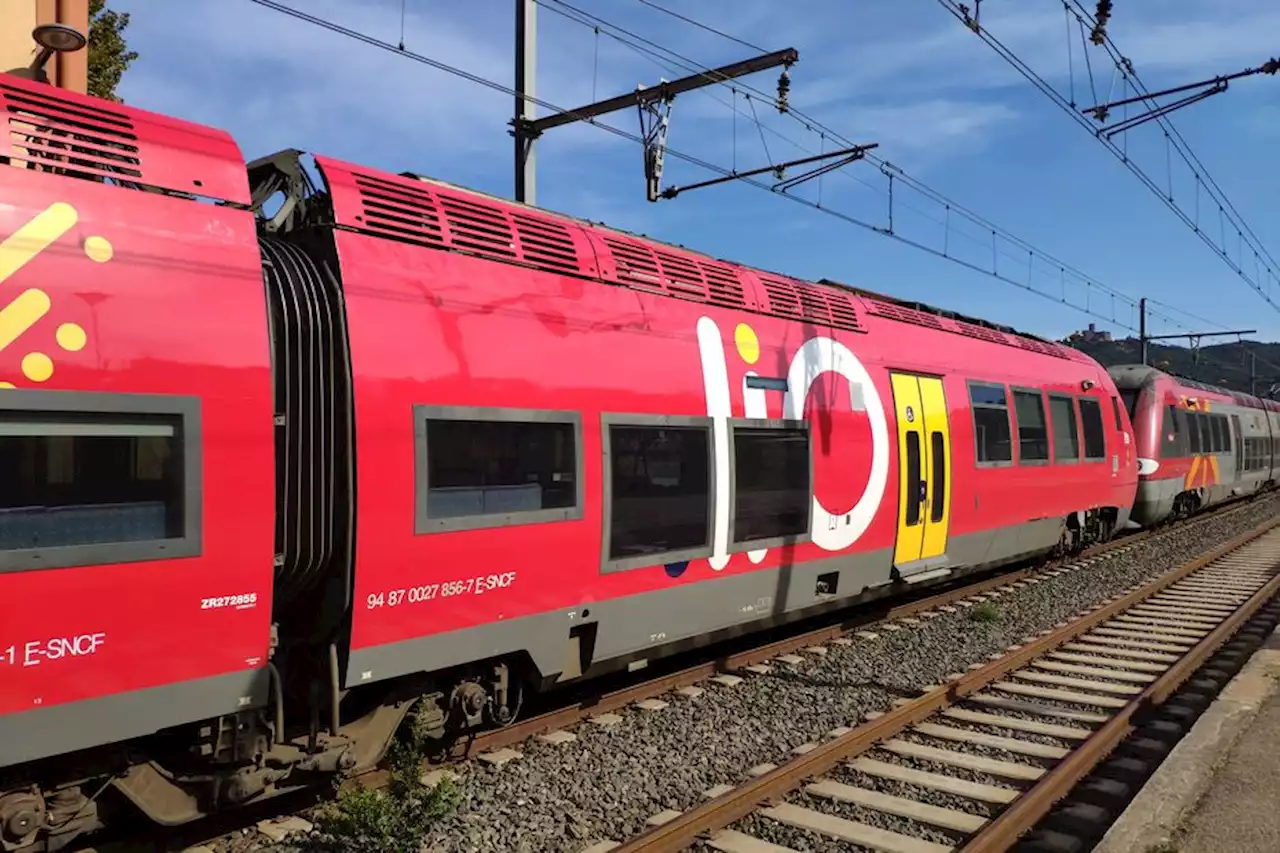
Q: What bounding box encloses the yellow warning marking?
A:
[56,322,86,352]
[0,202,77,283]
[21,352,52,382]
[0,288,51,352]
[0,382,13,389]
[734,323,760,365]
[83,235,112,263]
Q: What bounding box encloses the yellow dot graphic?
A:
[734,323,760,365]
[84,235,113,263]
[56,322,87,352]
[0,382,12,389]
[22,352,53,382]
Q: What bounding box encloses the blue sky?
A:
[112,0,1280,343]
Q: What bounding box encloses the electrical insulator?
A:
[1091,0,1113,45]
[776,67,790,114]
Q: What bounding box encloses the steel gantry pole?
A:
[514,0,537,204]
[510,0,803,205]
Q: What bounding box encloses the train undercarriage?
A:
[0,500,1144,853]
[0,657,528,853]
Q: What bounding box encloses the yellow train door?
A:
[890,372,953,578]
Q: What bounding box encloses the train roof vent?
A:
[349,168,592,277]
[757,275,864,332]
[953,320,1009,345]
[353,172,447,248]
[863,298,945,331]
[1054,342,1088,361]
[1,80,141,182]
[653,247,712,302]
[602,235,667,295]
[1013,336,1059,357]
[436,191,518,261]
[509,211,582,276]
[700,260,750,310]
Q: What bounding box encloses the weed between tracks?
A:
[295,715,462,853]
[969,601,1000,623]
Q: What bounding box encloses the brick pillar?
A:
[54,0,88,95]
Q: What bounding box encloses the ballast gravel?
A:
[327,496,1280,853]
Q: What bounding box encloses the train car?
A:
[1111,364,1278,525]
[0,75,1137,849]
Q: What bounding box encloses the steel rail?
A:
[141,495,1273,853]
[350,532,1136,791]
[610,514,1280,852]
[346,495,1265,794]
[961,529,1280,851]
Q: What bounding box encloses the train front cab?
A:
[1116,365,1275,526]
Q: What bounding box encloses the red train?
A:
[1112,365,1280,525]
[0,74,1219,850]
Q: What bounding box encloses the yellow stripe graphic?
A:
[0,288,50,352]
[0,202,78,284]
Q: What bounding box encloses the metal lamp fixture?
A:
[27,23,87,82]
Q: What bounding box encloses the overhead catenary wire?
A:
[245,0,1260,354]
[550,0,1231,338]
[629,0,1280,384]
[933,0,1280,318]
[244,0,1150,334]
[1065,0,1279,275]
[542,0,1156,333]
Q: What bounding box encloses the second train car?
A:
[1112,364,1279,525]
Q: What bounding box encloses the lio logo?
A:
[0,202,101,388]
[695,316,890,570]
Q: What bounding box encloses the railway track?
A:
[601,516,1280,853]
[356,498,1259,784]
[99,494,1278,853]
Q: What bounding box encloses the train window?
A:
[1188,413,1202,454]
[1161,406,1183,458]
[968,382,1012,465]
[1119,389,1141,420]
[1198,414,1211,453]
[1111,396,1124,431]
[730,421,811,549]
[1078,398,1106,460]
[603,416,713,571]
[0,391,201,573]
[1211,416,1228,453]
[414,406,583,534]
[1013,390,1049,463]
[930,431,946,524]
[905,431,922,525]
[1048,395,1080,463]
[1232,415,1242,468]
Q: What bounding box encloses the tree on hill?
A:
[87,0,138,102]
[1065,334,1280,397]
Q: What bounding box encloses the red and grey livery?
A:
[1111,364,1279,525]
[0,73,1213,851]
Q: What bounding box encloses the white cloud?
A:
[116,0,641,167]
[848,99,1018,154]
